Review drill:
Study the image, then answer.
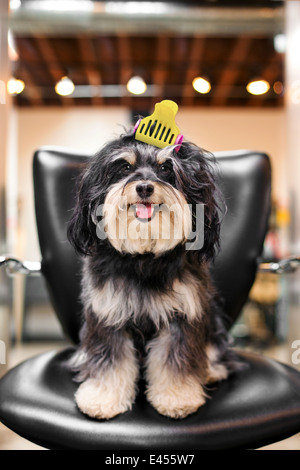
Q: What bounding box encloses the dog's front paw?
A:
[205,344,229,384]
[75,375,137,420]
[146,376,206,419]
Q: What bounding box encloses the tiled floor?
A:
[0,341,300,450]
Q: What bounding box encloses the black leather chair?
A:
[1,147,300,450]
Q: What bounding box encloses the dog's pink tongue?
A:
[136,203,153,219]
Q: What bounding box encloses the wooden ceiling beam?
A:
[34,35,75,105]
[19,66,44,106]
[77,36,103,106]
[117,34,133,107]
[211,36,253,106]
[182,35,205,106]
[151,35,170,107]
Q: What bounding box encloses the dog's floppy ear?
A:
[176,142,224,262]
[67,167,99,256]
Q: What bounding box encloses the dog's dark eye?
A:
[159,163,172,177]
[121,162,132,175]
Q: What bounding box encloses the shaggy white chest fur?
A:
[89,273,202,329]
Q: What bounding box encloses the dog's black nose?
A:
[136,183,154,198]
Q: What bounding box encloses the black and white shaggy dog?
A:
[67,129,238,420]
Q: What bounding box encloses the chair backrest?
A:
[33,147,271,343]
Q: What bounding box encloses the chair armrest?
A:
[258,256,300,274]
[0,255,41,276]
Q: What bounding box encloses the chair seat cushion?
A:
[0,348,300,450]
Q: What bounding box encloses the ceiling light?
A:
[273,81,284,95]
[23,0,94,12]
[246,79,270,96]
[7,78,25,95]
[274,33,286,54]
[105,2,169,15]
[192,77,211,94]
[126,76,147,95]
[55,76,75,96]
[10,0,22,10]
